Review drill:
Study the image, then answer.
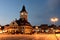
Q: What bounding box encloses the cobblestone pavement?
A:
[0,34,60,40]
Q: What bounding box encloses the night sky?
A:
[0,0,60,26]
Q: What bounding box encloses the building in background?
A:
[1,5,60,34]
[4,5,33,34]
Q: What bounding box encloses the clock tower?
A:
[20,5,28,21]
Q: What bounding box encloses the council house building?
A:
[4,5,33,34]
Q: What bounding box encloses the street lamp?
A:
[50,17,59,40]
[51,17,58,24]
[35,26,39,34]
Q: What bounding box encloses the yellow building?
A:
[4,5,33,34]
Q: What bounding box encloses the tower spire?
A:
[20,5,27,13]
[20,5,28,21]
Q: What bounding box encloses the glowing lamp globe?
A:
[51,17,58,24]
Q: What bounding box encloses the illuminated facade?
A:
[0,6,60,34]
[4,5,33,34]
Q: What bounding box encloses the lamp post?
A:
[35,26,39,34]
[50,17,59,40]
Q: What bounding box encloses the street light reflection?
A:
[0,30,3,33]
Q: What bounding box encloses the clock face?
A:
[21,12,27,15]
[21,13,24,15]
[25,13,27,15]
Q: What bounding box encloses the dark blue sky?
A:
[0,0,60,26]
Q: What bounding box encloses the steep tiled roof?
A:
[15,18,31,26]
